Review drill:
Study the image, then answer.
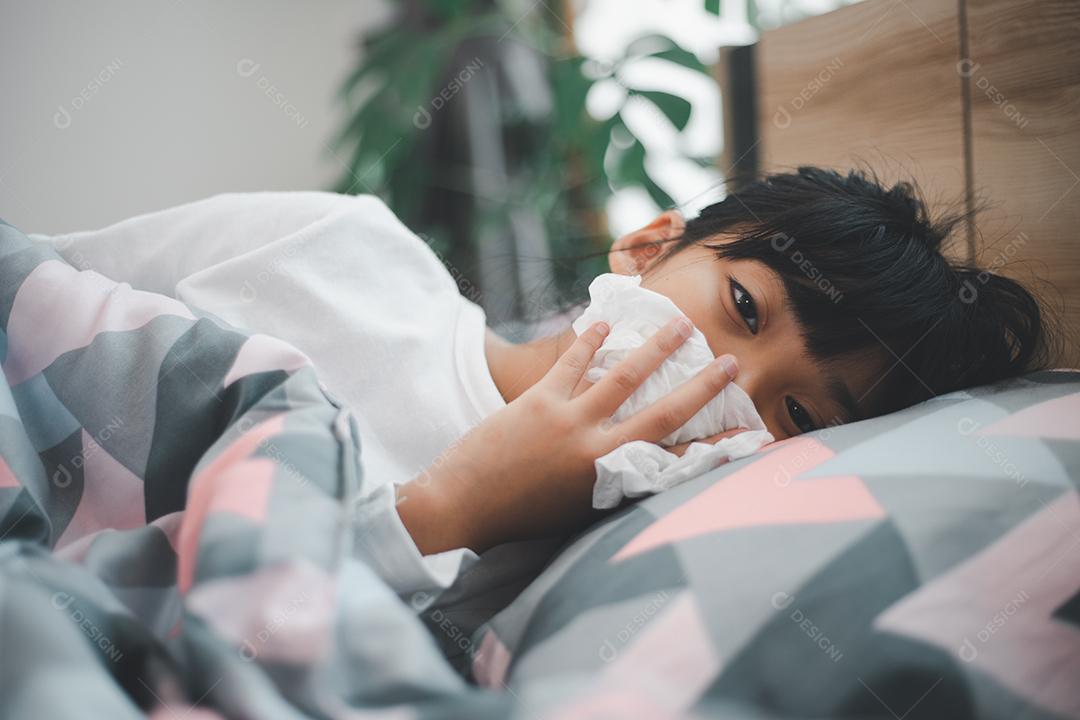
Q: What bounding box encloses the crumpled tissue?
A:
[572,273,774,509]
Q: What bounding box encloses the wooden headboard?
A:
[720,0,1080,365]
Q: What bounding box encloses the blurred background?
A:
[0,0,858,328]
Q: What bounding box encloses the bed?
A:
[1,1,1077,718]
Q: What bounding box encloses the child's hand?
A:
[396,318,739,555]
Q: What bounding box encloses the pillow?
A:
[470,371,1080,719]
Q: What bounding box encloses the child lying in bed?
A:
[38,167,1050,564]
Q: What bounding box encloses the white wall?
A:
[0,0,391,234]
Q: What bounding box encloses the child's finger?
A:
[581,317,694,419]
[616,354,739,443]
[541,322,609,395]
[570,374,595,399]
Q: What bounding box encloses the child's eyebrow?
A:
[824,372,861,424]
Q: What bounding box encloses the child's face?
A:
[609,212,887,440]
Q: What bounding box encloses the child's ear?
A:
[608,210,686,275]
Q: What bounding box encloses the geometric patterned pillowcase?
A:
[471,370,1080,720]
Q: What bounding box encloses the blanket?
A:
[0,220,512,718]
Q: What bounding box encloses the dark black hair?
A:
[657,167,1052,419]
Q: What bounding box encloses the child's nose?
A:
[724,363,780,435]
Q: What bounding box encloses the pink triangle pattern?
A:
[0,454,19,488]
[874,492,1080,718]
[186,559,337,666]
[612,437,884,563]
[223,334,313,389]
[177,414,283,593]
[541,592,720,720]
[55,429,147,550]
[3,260,196,386]
[978,392,1080,440]
[473,630,513,690]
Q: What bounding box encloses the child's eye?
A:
[786,397,818,434]
[730,279,758,334]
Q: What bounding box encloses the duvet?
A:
[0,219,511,718]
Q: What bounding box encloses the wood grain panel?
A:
[966,0,1080,365]
[756,0,970,259]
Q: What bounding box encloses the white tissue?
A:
[572,273,774,509]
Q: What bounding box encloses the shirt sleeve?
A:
[348,479,480,605]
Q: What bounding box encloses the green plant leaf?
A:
[611,138,648,188]
[633,89,693,131]
[643,177,675,210]
[610,137,675,209]
[622,34,707,74]
[332,0,720,311]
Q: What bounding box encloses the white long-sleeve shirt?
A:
[33,191,508,599]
